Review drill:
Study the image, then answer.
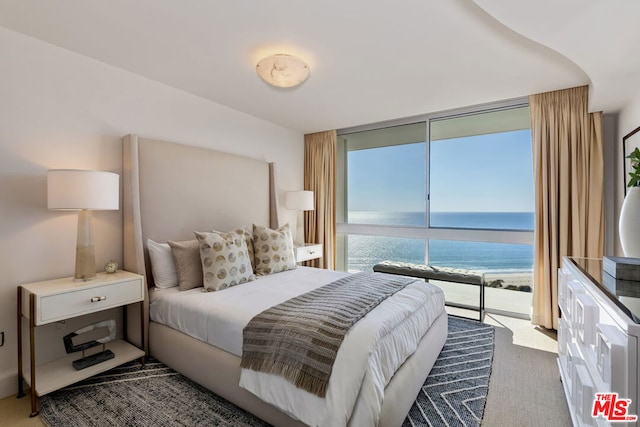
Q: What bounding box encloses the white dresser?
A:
[558,257,640,426]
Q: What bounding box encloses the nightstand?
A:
[17,271,145,417]
[295,243,323,263]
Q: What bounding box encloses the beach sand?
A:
[485,272,534,289]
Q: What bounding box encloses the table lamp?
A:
[47,170,119,281]
[285,190,314,244]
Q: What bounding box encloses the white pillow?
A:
[147,239,179,289]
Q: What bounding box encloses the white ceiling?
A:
[0,0,637,133]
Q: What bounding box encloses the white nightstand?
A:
[17,270,145,417]
[295,243,323,263]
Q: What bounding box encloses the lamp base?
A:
[74,210,97,281]
[74,244,96,281]
[295,210,305,245]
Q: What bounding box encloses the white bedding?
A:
[150,267,350,356]
[149,267,445,426]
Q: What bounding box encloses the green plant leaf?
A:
[627,147,640,187]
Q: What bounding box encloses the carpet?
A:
[403,316,495,427]
[41,316,494,427]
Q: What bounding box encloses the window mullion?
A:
[338,223,533,245]
[425,117,431,265]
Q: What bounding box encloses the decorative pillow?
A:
[195,230,256,291]
[167,239,203,291]
[241,227,256,270]
[226,226,256,271]
[252,223,297,275]
[146,239,178,289]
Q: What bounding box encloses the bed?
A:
[122,134,448,427]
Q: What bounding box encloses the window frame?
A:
[336,97,534,271]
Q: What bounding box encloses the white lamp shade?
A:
[286,190,314,211]
[48,170,119,210]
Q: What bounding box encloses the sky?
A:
[347,129,534,213]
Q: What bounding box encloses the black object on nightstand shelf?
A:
[63,319,117,370]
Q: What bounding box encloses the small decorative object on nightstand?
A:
[295,243,323,263]
[16,270,145,417]
[104,260,118,274]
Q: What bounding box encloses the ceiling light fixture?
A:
[256,54,310,88]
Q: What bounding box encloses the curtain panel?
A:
[529,85,604,330]
[304,130,337,269]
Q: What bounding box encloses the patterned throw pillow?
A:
[252,223,296,275]
[212,228,255,270]
[195,230,256,292]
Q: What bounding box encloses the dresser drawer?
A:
[576,293,600,347]
[595,323,628,394]
[37,278,143,325]
[558,268,570,311]
[565,280,585,324]
[573,365,596,426]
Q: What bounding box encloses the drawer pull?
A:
[90,296,107,303]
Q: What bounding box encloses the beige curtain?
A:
[304,130,337,269]
[530,86,604,329]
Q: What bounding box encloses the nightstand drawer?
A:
[295,244,322,262]
[21,273,145,325]
[39,280,142,324]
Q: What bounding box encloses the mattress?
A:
[149,266,446,426]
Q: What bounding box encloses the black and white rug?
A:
[41,316,494,427]
[403,317,495,427]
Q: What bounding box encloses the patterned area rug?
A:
[40,316,494,427]
[403,316,495,427]
[40,360,269,427]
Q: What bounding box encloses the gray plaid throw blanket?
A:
[240,272,416,397]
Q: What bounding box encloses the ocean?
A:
[346,211,534,274]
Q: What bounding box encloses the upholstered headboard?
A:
[122,134,279,348]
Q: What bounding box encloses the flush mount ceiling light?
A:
[256,54,310,88]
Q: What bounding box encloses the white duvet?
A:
[150,267,445,427]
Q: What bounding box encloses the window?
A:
[337,101,534,318]
[347,235,426,273]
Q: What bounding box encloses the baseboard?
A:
[0,369,17,399]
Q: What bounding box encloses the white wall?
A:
[0,27,303,398]
[614,93,640,255]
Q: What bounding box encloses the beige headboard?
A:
[122,134,279,286]
[122,134,278,348]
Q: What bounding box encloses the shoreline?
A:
[485,272,533,290]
